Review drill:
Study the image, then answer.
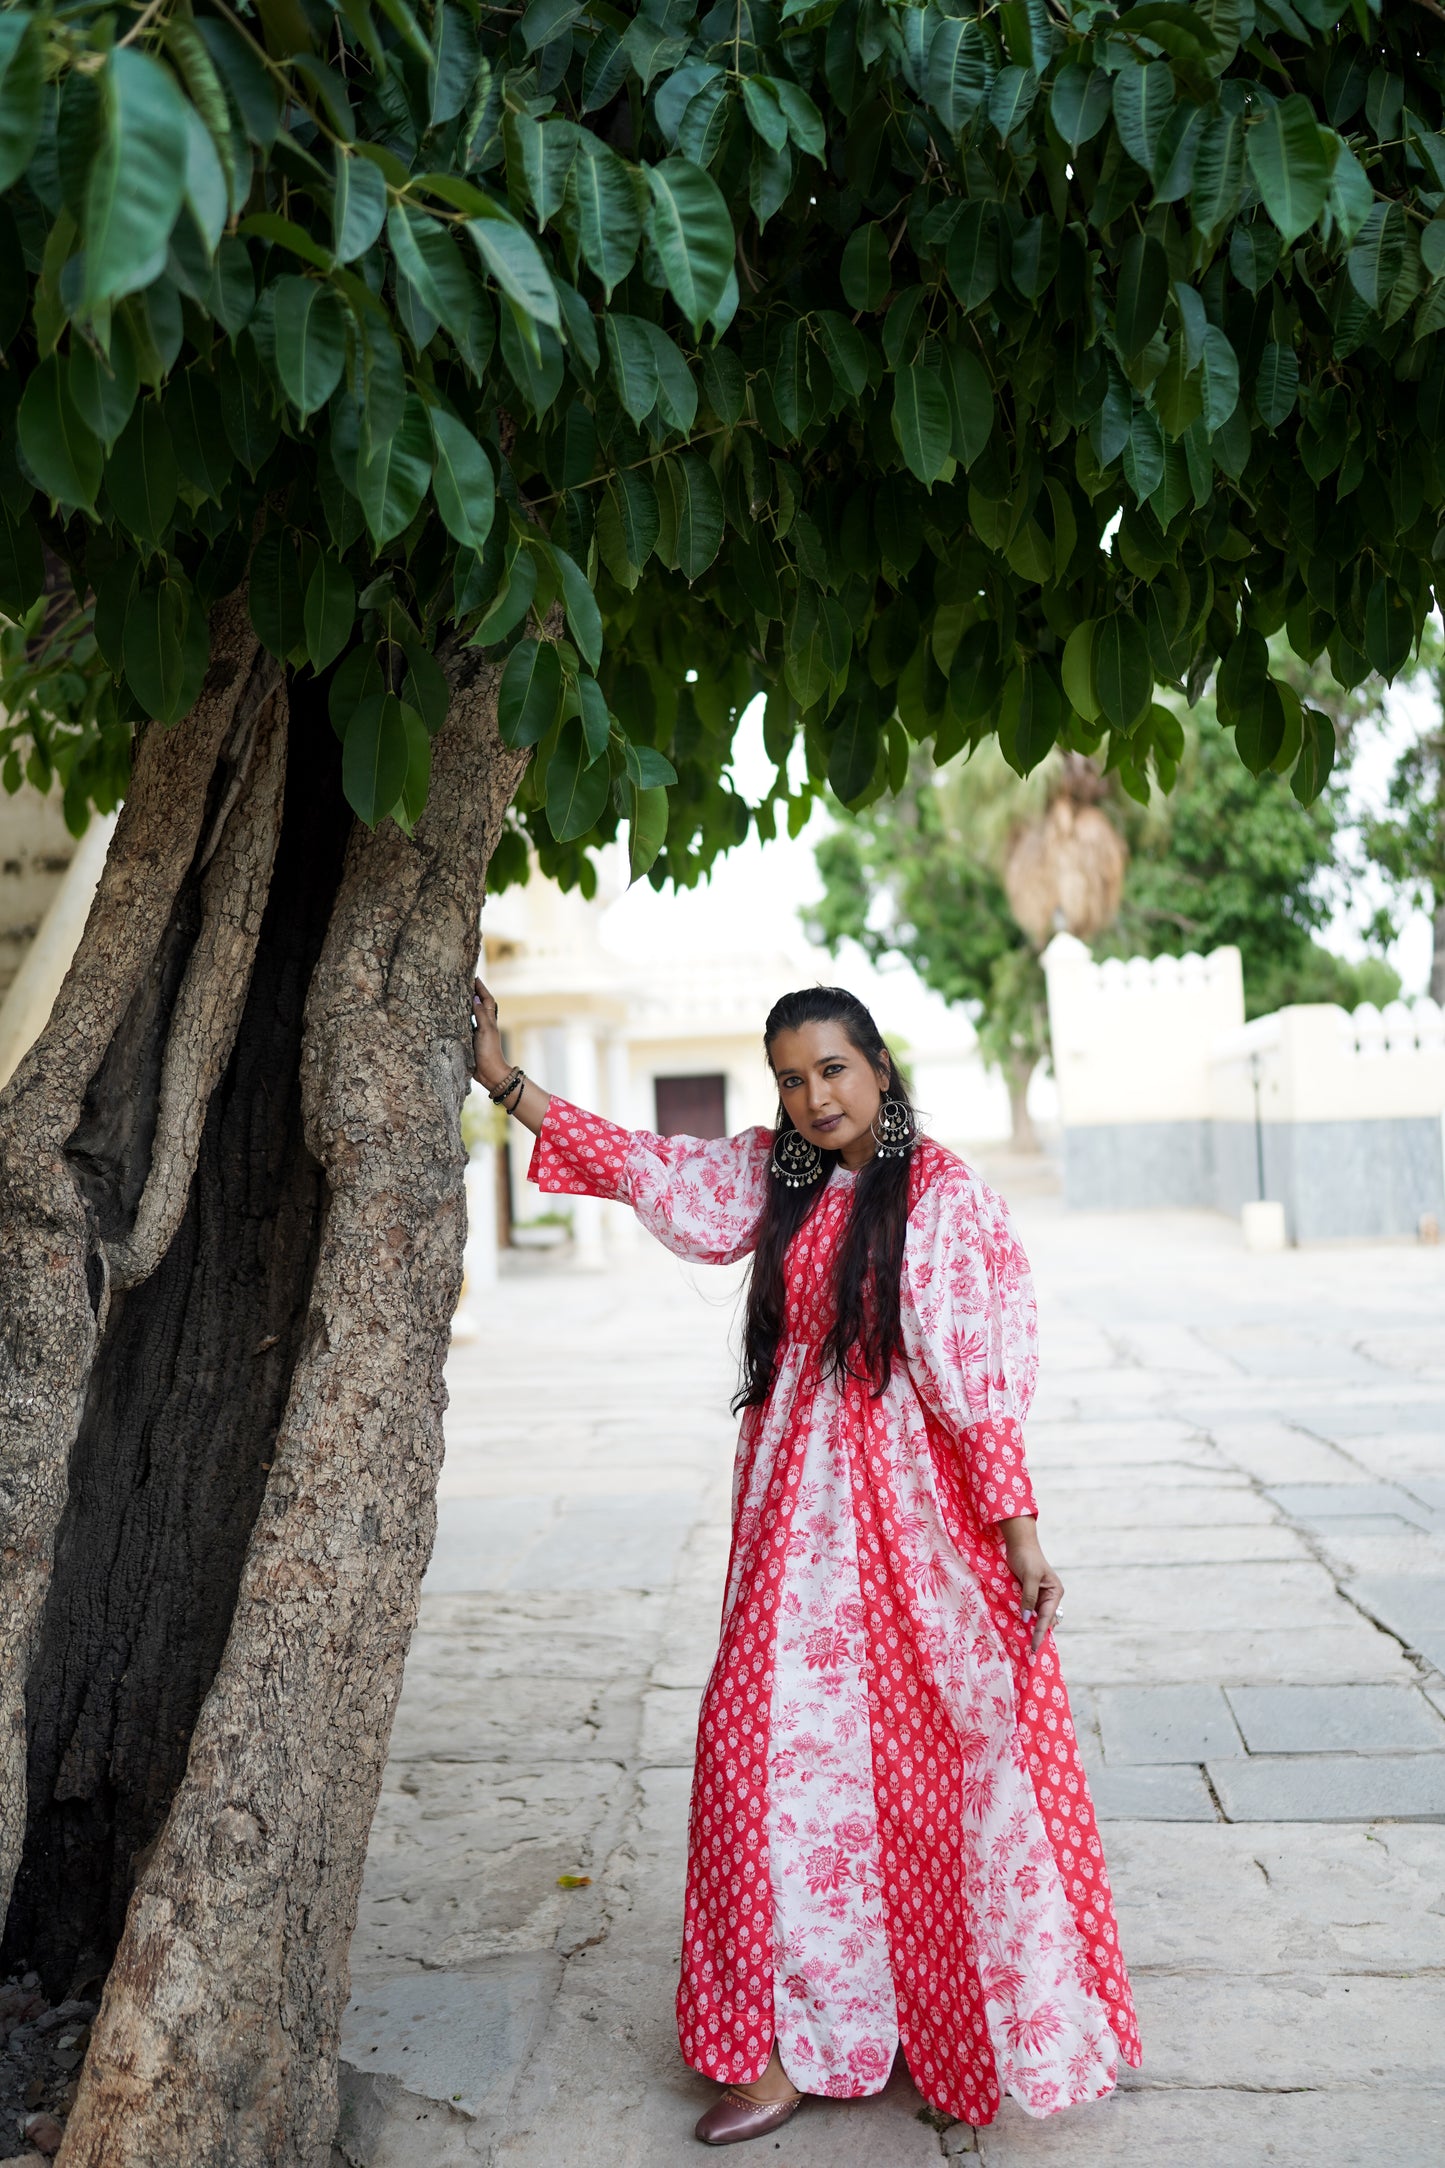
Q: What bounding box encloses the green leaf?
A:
[125,568,209,725]
[1190,104,1246,241]
[182,105,228,253]
[1290,707,1336,805]
[249,527,305,659]
[815,311,868,400]
[742,76,788,154]
[395,700,432,830]
[946,203,998,312]
[428,407,495,552]
[343,692,412,828]
[1112,62,1174,176]
[1325,139,1373,250]
[572,137,643,299]
[1061,619,1099,721]
[465,204,562,335]
[604,314,661,425]
[473,544,537,645]
[83,50,191,311]
[1348,201,1406,313]
[1199,325,1240,433]
[1049,64,1112,155]
[1253,343,1298,429]
[1235,676,1286,775]
[576,674,611,765]
[304,553,356,673]
[622,740,677,789]
[333,152,388,262]
[240,211,334,273]
[328,644,384,741]
[0,500,44,620]
[551,545,602,671]
[892,364,951,487]
[596,471,659,589]
[947,621,1005,723]
[628,782,669,882]
[167,366,230,499]
[1116,233,1168,358]
[401,642,449,737]
[356,393,434,546]
[546,713,610,840]
[1364,576,1413,680]
[999,658,1061,776]
[106,401,178,543]
[1093,615,1152,731]
[662,453,724,579]
[840,223,890,313]
[273,278,349,418]
[1246,95,1335,247]
[1216,627,1268,722]
[926,16,991,137]
[987,65,1037,144]
[18,356,101,510]
[498,637,562,748]
[772,77,825,161]
[644,157,735,336]
[828,703,880,805]
[68,324,139,451]
[0,14,43,194]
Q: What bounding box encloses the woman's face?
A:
[768,1020,890,1168]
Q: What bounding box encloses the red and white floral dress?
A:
[528,1100,1142,2125]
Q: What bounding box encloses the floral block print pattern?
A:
[528,1101,1142,2122]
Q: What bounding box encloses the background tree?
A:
[5,2,1445,2159]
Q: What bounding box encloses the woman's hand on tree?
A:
[999,1516,1063,1655]
[471,978,509,1091]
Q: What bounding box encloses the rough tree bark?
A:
[0,617,526,2165]
[1006,1058,1038,1155]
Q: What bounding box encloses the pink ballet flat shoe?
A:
[694,2086,804,2146]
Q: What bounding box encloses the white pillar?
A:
[564,1020,605,1268]
[509,1025,547,1231]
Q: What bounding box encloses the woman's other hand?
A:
[999,1516,1063,1656]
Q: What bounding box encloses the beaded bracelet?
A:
[487,1064,524,1107]
[502,1070,526,1114]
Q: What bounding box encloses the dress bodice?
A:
[780,1166,856,1349]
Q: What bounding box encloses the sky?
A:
[601,679,1439,1011]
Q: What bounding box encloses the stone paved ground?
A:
[334,1184,1445,2168]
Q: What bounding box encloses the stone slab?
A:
[425,1492,700,1595]
[1266,1481,1440,1531]
[1207,1752,1445,1821]
[1064,1624,1416,1688]
[1226,1685,1445,1755]
[637,1685,700,1769]
[976,2087,1445,2167]
[411,1590,664,1675]
[353,1761,625,1974]
[387,1666,643,1764]
[1049,1522,1310,1570]
[1096,1684,1243,1765]
[340,1952,562,2122]
[1082,1761,1217,1821]
[1060,1561,1346,1633]
[1347,1573,1445,1645]
[1184,1418,1365,1485]
[1122,1972,1445,2089]
[1107,1822,1445,1975]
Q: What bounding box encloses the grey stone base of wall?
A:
[1064,1116,1445,1241]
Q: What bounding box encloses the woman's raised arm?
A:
[471,978,551,1135]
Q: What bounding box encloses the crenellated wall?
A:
[1044,934,1445,1240]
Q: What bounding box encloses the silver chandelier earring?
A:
[870,1092,918,1158]
[770,1126,824,1188]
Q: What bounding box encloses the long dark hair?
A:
[735,987,916,1412]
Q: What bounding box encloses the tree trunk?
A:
[0,620,526,2165]
[1006,1056,1038,1154]
[1431,897,1444,1008]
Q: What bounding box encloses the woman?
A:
[471,980,1141,2146]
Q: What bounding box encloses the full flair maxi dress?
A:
[528,1099,1142,2125]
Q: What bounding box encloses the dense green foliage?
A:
[4,0,1445,886]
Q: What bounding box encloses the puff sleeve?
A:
[899,1161,1039,1524]
[527,1097,771,1265]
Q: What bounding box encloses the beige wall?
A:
[0,782,79,1002]
[1044,932,1245,1126]
[1210,1001,1445,1125]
